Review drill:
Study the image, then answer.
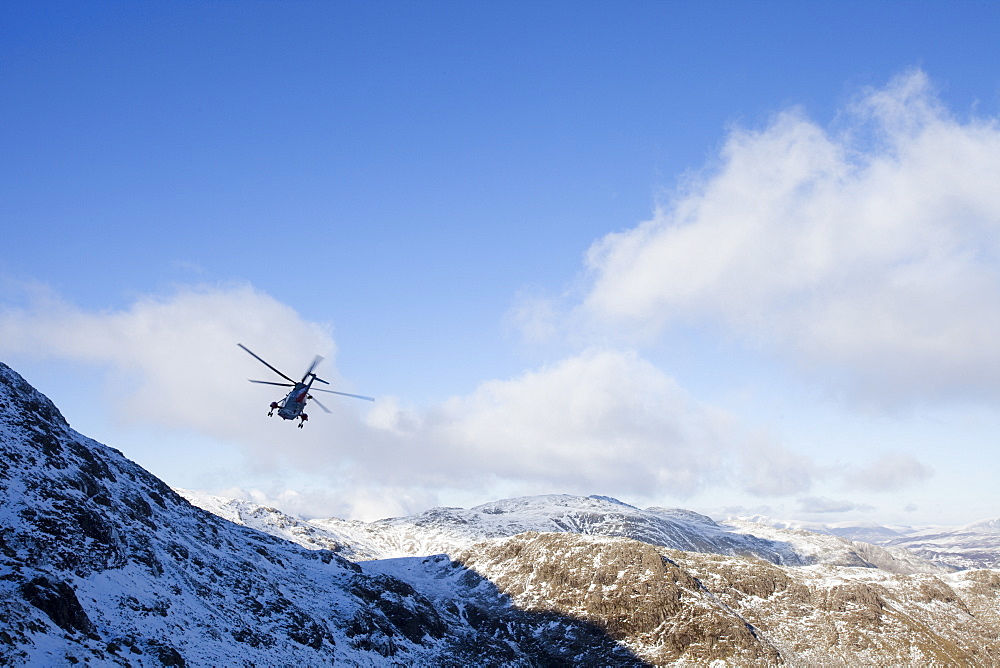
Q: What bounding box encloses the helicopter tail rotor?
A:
[301,355,324,383]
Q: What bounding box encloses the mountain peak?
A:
[587,494,636,507]
[0,361,70,431]
[472,493,639,516]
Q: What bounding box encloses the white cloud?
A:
[841,453,932,492]
[580,70,1000,407]
[0,282,338,441]
[505,290,562,345]
[737,438,816,496]
[6,71,985,522]
[218,484,437,522]
[360,348,821,503]
[798,496,875,514]
[0,282,835,511]
[428,348,726,495]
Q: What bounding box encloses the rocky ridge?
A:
[449,532,1000,666]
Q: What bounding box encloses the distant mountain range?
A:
[3,359,1000,666]
[736,515,1000,570]
[182,489,985,574]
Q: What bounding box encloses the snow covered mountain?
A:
[324,495,810,563]
[189,486,1000,666]
[880,519,1000,570]
[739,515,1000,570]
[182,491,806,563]
[0,362,646,666]
[174,490,384,561]
[182,490,950,575]
[4,359,1000,666]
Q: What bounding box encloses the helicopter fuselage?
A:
[274,382,312,420]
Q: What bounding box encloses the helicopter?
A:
[238,343,374,428]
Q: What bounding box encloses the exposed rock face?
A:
[454,532,1000,666]
[675,551,1000,666]
[455,532,782,666]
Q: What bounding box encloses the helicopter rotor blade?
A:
[311,388,376,402]
[249,380,295,387]
[301,355,324,383]
[308,395,333,414]
[238,344,297,384]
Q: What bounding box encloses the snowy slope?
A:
[0,362,647,666]
[308,494,811,564]
[0,362,438,664]
[175,489,383,560]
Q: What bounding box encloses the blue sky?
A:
[2,1,999,524]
